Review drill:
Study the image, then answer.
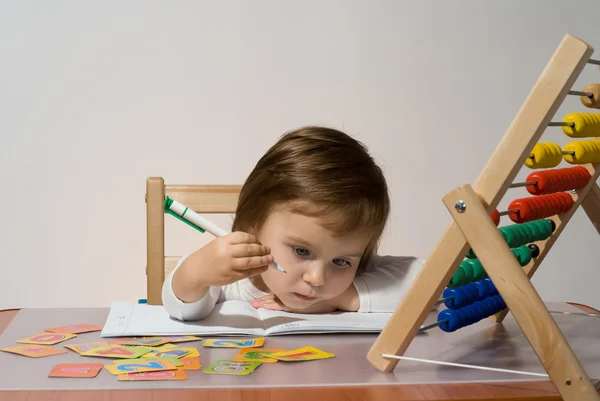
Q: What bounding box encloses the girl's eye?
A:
[292,247,310,256]
[333,258,350,268]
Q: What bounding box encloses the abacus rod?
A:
[548,122,574,127]
[498,210,516,217]
[569,90,593,97]
[380,354,549,378]
[418,320,444,333]
[588,58,600,65]
[509,181,536,188]
[528,150,575,159]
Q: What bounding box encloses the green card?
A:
[203,360,261,375]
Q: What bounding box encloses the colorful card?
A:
[204,360,261,375]
[17,332,76,345]
[104,359,178,375]
[49,363,104,378]
[45,324,103,334]
[118,368,187,381]
[159,335,201,343]
[269,346,335,361]
[145,348,190,359]
[147,346,199,357]
[202,338,264,348]
[1,344,68,358]
[108,337,171,347]
[64,342,110,354]
[180,357,201,370]
[81,345,153,359]
[137,356,184,367]
[233,348,284,363]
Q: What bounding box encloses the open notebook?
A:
[100,300,399,337]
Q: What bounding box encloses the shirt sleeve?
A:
[161,255,221,321]
[353,255,429,313]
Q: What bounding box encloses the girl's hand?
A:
[172,232,273,303]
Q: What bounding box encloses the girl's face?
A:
[250,206,372,310]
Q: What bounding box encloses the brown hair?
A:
[232,126,390,274]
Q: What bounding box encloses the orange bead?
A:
[508,192,574,223]
[490,209,500,226]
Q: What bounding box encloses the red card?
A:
[49,363,104,378]
[46,324,103,334]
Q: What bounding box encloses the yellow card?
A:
[269,346,335,361]
[157,347,199,357]
[233,348,284,363]
[144,348,190,359]
[104,359,178,375]
[203,338,264,348]
[81,345,153,359]
[17,332,76,345]
[118,368,187,381]
[180,356,201,370]
[64,342,110,354]
[108,337,172,347]
[1,344,68,358]
[137,356,184,366]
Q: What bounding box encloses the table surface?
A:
[0,302,598,401]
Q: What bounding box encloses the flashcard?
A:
[203,360,261,375]
[202,338,264,348]
[104,359,178,375]
[81,345,153,359]
[147,346,199,357]
[1,344,68,358]
[64,342,110,354]
[269,346,335,361]
[45,324,103,334]
[144,348,191,359]
[108,337,171,347]
[233,348,284,363]
[137,356,184,367]
[17,332,76,345]
[118,368,187,381]
[159,335,201,343]
[180,357,201,370]
[49,363,104,378]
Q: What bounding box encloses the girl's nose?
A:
[302,262,326,287]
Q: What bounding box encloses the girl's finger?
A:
[241,265,270,278]
[232,255,273,271]
[227,231,260,245]
[231,243,271,258]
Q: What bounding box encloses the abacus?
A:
[367,34,600,401]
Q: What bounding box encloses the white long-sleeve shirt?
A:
[162,253,426,321]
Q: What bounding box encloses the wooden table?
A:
[0,304,598,401]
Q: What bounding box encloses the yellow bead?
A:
[525,142,562,169]
[563,140,600,164]
[562,112,600,138]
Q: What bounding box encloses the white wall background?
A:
[1,0,599,310]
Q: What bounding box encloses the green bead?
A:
[499,219,553,248]
[448,266,465,288]
[511,245,532,266]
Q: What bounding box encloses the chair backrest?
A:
[145,177,241,305]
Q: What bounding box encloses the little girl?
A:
[162,126,424,321]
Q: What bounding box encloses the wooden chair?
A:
[145,177,242,305]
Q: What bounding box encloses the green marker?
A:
[164,196,286,273]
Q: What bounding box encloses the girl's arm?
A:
[162,255,221,321]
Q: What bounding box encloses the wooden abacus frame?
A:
[367,34,600,401]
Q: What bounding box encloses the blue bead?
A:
[438,309,461,332]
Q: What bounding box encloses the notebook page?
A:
[100,301,265,337]
[258,308,394,335]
